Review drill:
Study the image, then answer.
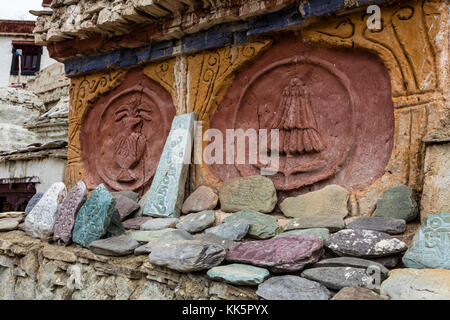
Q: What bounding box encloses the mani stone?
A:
[223,210,280,239]
[204,219,250,241]
[285,216,345,232]
[53,181,88,245]
[182,185,218,214]
[275,228,330,240]
[280,184,349,218]
[207,264,270,285]
[256,276,331,300]
[122,217,152,230]
[143,112,197,218]
[24,182,67,240]
[0,219,19,231]
[89,234,140,256]
[332,287,386,300]
[219,175,277,213]
[24,192,44,215]
[140,218,179,231]
[301,267,373,290]
[312,257,389,277]
[72,184,123,248]
[346,216,406,235]
[129,228,194,243]
[380,268,450,300]
[111,191,140,202]
[176,210,216,233]
[226,234,323,272]
[134,229,195,255]
[376,185,418,222]
[113,194,140,220]
[324,229,408,258]
[148,240,226,272]
[402,212,450,269]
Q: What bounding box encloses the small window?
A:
[10,42,42,76]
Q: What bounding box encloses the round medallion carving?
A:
[81,69,176,195]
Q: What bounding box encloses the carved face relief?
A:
[208,36,394,196]
[81,69,176,195]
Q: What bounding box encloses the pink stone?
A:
[226,234,323,272]
[122,217,152,230]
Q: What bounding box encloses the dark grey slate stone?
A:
[285,216,345,232]
[324,229,408,258]
[195,233,236,249]
[176,210,216,233]
[148,240,226,272]
[256,275,331,300]
[312,257,389,277]
[204,219,249,241]
[24,192,44,215]
[376,185,418,222]
[346,216,406,234]
[301,267,373,290]
[89,234,139,256]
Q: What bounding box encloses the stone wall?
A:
[0,230,257,300]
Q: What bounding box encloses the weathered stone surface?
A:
[24,182,67,240]
[0,220,19,231]
[332,287,386,300]
[24,192,44,215]
[372,256,400,269]
[111,191,140,202]
[89,235,140,256]
[72,184,123,248]
[324,229,407,258]
[402,212,450,269]
[148,240,226,272]
[275,228,330,240]
[176,210,216,233]
[140,218,179,231]
[280,185,349,218]
[0,212,24,219]
[195,233,236,249]
[376,185,418,222]
[207,264,270,285]
[114,194,140,221]
[122,217,152,230]
[285,216,345,232]
[223,210,280,239]
[53,181,88,245]
[204,219,249,241]
[129,228,194,243]
[312,257,389,276]
[301,267,373,290]
[226,234,323,272]
[256,276,330,300]
[346,216,406,235]
[182,186,218,214]
[143,113,197,218]
[219,176,277,213]
[380,269,450,300]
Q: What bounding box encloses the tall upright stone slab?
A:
[24,182,67,240]
[72,184,121,248]
[53,181,88,245]
[143,113,197,218]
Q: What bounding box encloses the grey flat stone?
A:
[129,228,194,243]
[204,219,249,241]
[195,233,236,249]
[285,216,345,232]
[140,218,179,231]
[148,240,226,272]
[324,229,408,258]
[346,216,406,234]
[89,234,140,256]
[275,228,330,240]
[0,219,19,231]
[207,264,270,285]
[376,185,418,222]
[176,210,216,233]
[312,257,389,276]
[301,267,374,290]
[256,275,331,300]
[223,210,280,239]
[143,113,197,218]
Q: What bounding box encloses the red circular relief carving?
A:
[209,35,394,196]
[81,69,176,195]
